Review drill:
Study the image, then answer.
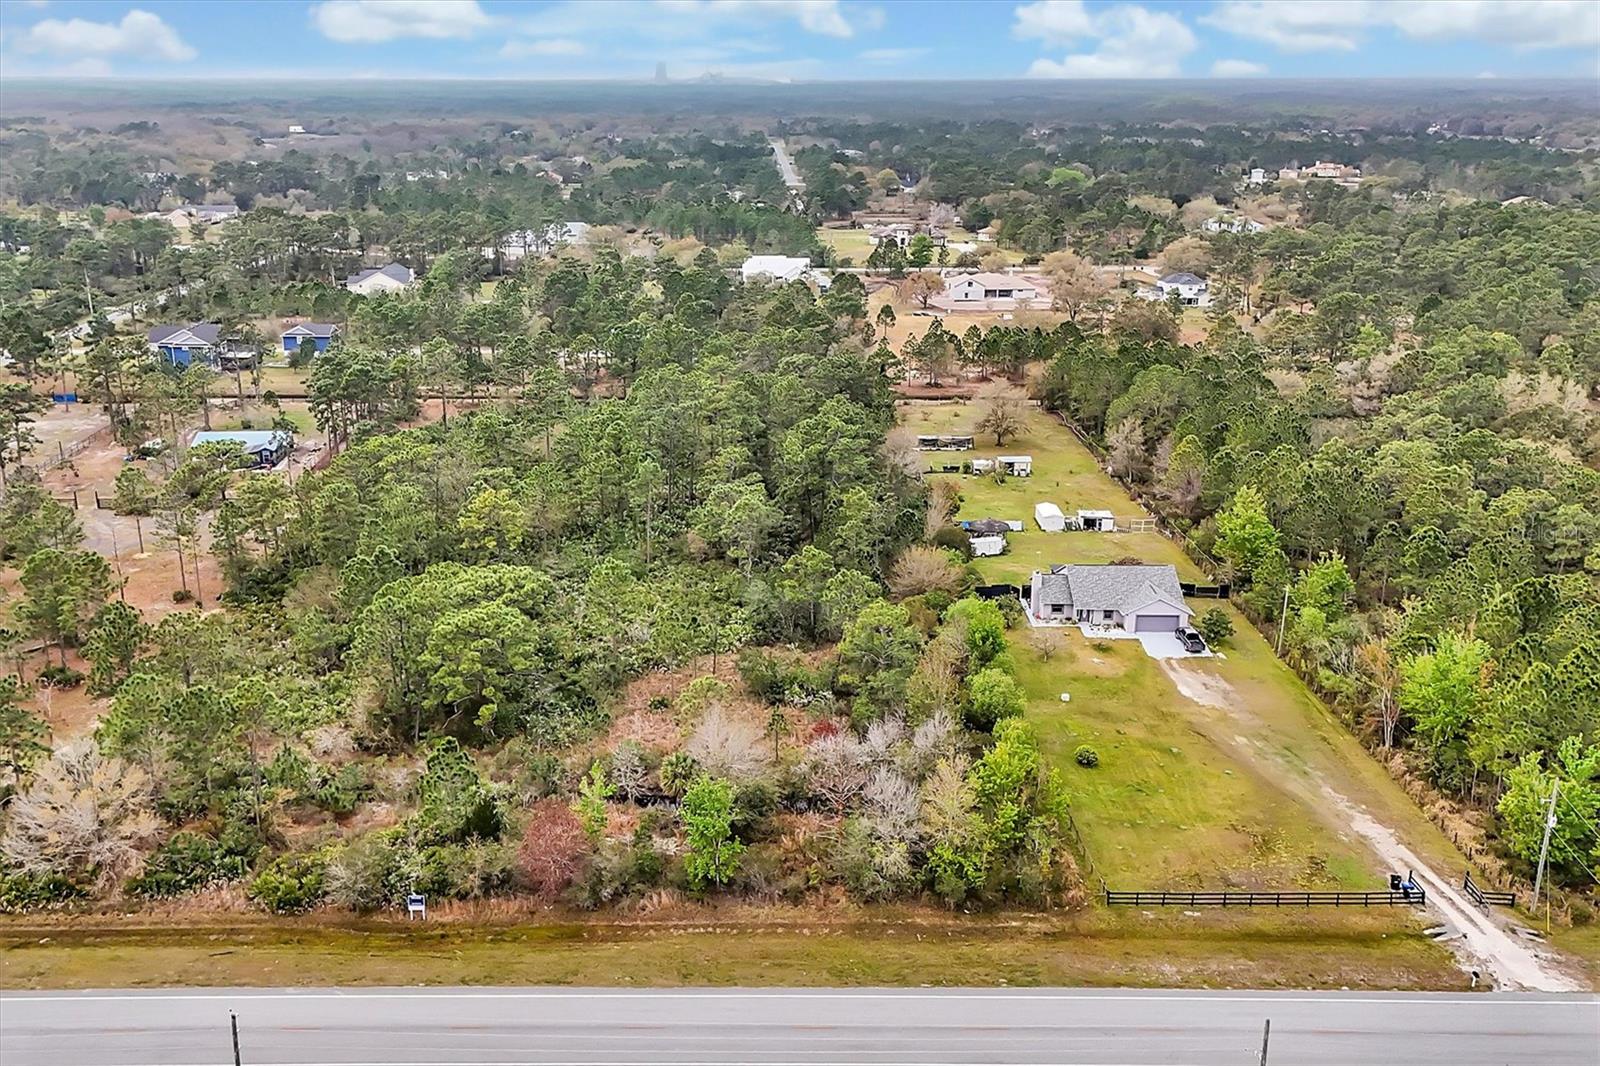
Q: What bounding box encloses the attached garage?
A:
[1132,613,1181,632]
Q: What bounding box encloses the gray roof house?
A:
[148,323,221,348]
[1028,563,1192,632]
[344,262,415,295]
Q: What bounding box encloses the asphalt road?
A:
[2,987,1595,1066]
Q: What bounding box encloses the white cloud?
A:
[1013,0,1096,45]
[1211,57,1267,76]
[12,8,195,62]
[858,46,928,62]
[310,0,493,43]
[1203,1,1599,54]
[500,37,587,58]
[1023,4,1197,78]
[656,0,861,38]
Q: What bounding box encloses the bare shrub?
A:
[0,741,160,889]
[887,545,965,600]
[515,798,590,901]
[805,731,869,813]
[610,741,650,800]
[903,710,960,780]
[862,768,922,843]
[685,703,769,781]
[861,717,906,766]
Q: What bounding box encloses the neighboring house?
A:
[1141,272,1211,307]
[165,204,240,227]
[148,322,221,367]
[1279,162,1362,188]
[281,322,340,355]
[937,271,1046,312]
[1202,215,1265,235]
[344,263,415,296]
[495,222,592,261]
[1246,167,1267,185]
[869,222,946,248]
[190,429,293,469]
[741,255,811,284]
[1027,563,1193,632]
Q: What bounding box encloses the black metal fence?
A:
[974,583,1022,601]
[1104,886,1426,908]
[1463,872,1515,909]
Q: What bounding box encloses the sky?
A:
[0,0,1597,82]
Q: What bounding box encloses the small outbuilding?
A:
[1034,502,1066,532]
[998,455,1033,477]
[1077,509,1116,532]
[190,429,293,469]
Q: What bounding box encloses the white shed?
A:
[1034,502,1066,532]
[1077,509,1115,532]
[998,455,1033,477]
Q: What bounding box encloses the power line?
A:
[1548,836,1600,888]
[1554,788,1599,838]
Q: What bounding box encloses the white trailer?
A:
[969,533,1006,557]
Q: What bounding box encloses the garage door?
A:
[1133,614,1180,632]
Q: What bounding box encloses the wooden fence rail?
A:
[1463,871,1515,909]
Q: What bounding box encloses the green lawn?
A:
[901,399,1471,893]
[213,402,314,435]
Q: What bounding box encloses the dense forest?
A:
[0,257,1080,914]
[1038,195,1600,888]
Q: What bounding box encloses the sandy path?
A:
[1160,660,1580,991]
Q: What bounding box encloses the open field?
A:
[0,911,1466,991]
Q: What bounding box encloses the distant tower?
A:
[654,62,669,83]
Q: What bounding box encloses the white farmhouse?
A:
[344,263,415,296]
[1144,272,1211,307]
[940,271,1041,311]
[740,255,811,284]
[1202,216,1265,235]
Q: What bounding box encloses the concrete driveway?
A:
[1135,632,1215,659]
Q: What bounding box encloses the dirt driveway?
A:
[1160,658,1581,991]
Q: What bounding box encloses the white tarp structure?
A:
[1034,502,1066,532]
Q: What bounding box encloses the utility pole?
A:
[1258,1018,1271,1065]
[230,1011,241,1066]
[1275,584,1291,655]
[1531,781,1561,902]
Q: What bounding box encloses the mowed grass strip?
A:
[0,914,1466,991]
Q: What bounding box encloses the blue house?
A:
[147,323,221,368]
[190,429,293,469]
[281,322,340,355]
